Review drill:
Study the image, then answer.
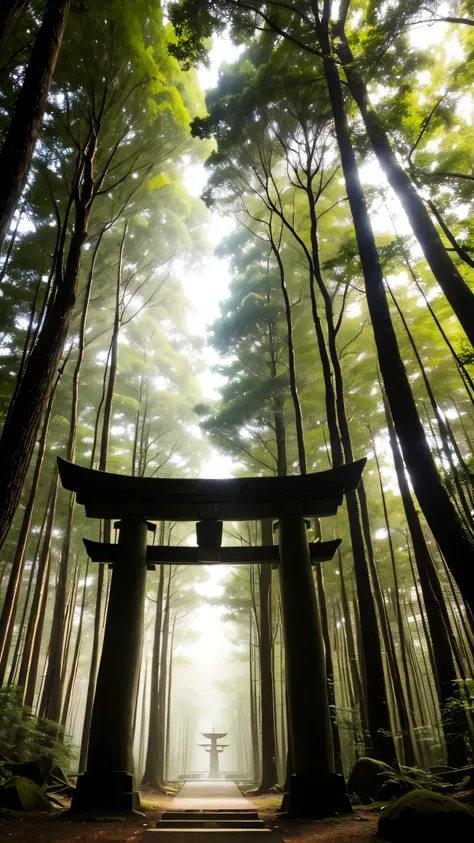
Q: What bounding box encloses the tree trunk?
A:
[315,564,344,773]
[156,568,171,786]
[334,20,474,349]
[270,234,306,473]
[142,561,165,788]
[258,522,278,791]
[383,389,469,765]
[303,152,396,762]
[315,15,474,616]
[370,428,418,767]
[0,0,71,250]
[61,558,89,728]
[273,396,287,477]
[249,613,260,781]
[23,470,59,708]
[0,0,28,54]
[165,616,176,781]
[0,124,96,554]
[78,564,104,771]
[0,377,58,680]
[39,239,97,723]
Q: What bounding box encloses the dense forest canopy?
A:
[0,0,474,805]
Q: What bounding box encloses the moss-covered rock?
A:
[378,789,474,842]
[0,775,53,812]
[376,777,418,802]
[346,757,394,802]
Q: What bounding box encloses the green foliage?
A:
[0,688,73,773]
[442,681,474,760]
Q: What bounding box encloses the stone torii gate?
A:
[58,456,365,819]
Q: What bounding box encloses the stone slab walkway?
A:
[170,782,257,812]
[142,781,272,840]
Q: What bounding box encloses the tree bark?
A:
[61,558,89,728]
[0,0,28,54]
[258,521,278,791]
[142,561,165,788]
[0,0,71,250]
[383,390,469,765]
[39,239,97,723]
[0,377,58,680]
[156,568,171,786]
[22,470,59,708]
[315,564,344,773]
[334,20,474,349]
[314,15,474,616]
[0,124,96,554]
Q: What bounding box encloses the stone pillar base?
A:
[280,772,352,819]
[70,771,141,815]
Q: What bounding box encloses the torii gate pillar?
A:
[71,516,149,814]
[278,510,351,817]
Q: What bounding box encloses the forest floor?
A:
[0,790,382,842]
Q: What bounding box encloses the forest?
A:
[1,1,474,841]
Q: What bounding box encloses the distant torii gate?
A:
[58,456,365,819]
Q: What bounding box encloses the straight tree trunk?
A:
[61,558,89,728]
[249,613,260,781]
[270,233,306,473]
[23,471,59,708]
[16,486,52,690]
[165,616,176,780]
[0,377,58,679]
[370,429,418,767]
[257,522,278,791]
[0,0,71,250]
[156,568,171,786]
[77,230,130,761]
[0,0,28,54]
[39,239,98,723]
[314,12,474,616]
[142,561,165,788]
[315,564,344,773]
[308,188,396,762]
[78,564,104,771]
[383,390,469,765]
[0,123,96,554]
[334,14,474,349]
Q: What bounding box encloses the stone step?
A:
[157,820,265,829]
[142,831,272,842]
[160,816,260,822]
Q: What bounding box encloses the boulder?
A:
[0,775,53,812]
[346,757,394,802]
[376,777,417,802]
[7,756,53,787]
[378,788,474,842]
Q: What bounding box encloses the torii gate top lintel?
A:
[57,456,366,521]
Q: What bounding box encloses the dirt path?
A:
[0,792,380,842]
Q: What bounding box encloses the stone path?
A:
[143,781,272,841]
[170,782,257,812]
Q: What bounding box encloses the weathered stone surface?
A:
[7,756,53,786]
[346,757,394,802]
[376,778,417,802]
[0,775,53,812]
[378,789,474,842]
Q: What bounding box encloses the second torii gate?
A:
[58,456,365,819]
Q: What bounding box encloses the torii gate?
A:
[58,456,365,819]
